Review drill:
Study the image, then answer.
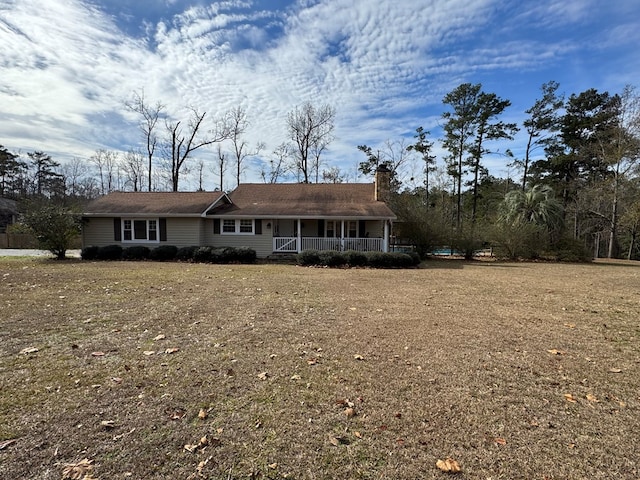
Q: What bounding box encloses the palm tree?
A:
[499,184,564,232]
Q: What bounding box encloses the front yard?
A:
[1,258,638,479]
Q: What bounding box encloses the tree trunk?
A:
[607,166,620,259]
[628,231,637,261]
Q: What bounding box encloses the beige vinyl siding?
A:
[204,219,273,258]
[362,220,385,238]
[211,234,273,258]
[82,217,205,248]
[164,218,202,246]
[203,219,216,245]
[82,217,115,247]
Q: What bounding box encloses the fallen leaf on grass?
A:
[0,439,17,450]
[100,420,116,428]
[494,437,507,445]
[19,346,38,355]
[62,458,95,480]
[608,368,622,373]
[164,347,180,354]
[257,372,268,380]
[113,428,135,441]
[436,457,462,473]
[268,463,278,470]
[143,351,155,356]
[184,443,199,453]
[198,408,208,420]
[184,435,219,453]
[111,377,122,384]
[168,408,186,420]
[547,349,566,355]
[290,374,301,381]
[197,456,213,475]
[153,334,166,341]
[344,407,356,418]
[586,393,599,403]
[353,354,364,361]
[354,431,362,439]
[564,323,576,328]
[564,393,578,403]
[91,351,105,357]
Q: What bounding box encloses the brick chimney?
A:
[374,164,391,202]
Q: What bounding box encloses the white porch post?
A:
[340,220,345,251]
[383,220,389,252]
[297,218,302,253]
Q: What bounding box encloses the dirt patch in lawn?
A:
[1,258,639,479]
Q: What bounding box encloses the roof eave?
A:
[208,214,396,220]
[83,213,206,217]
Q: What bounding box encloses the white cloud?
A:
[1,0,638,188]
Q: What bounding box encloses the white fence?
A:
[273,237,383,253]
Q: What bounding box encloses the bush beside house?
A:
[297,249,420,268]
[81,245,257,264]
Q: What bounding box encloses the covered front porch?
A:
[271,218,390,254]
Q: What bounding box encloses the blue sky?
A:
[1,0,639,190]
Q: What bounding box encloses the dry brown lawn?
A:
[0,257,639,479]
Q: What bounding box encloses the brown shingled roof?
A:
[84,191,226,216]
[216,183,396,219]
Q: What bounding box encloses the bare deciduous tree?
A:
[602,85,640,257]
[125,90,164,192]
[261,142,291,183]
[195,158,206,191]
[226,106,265,187]
[214,145,227,191]
[61,157,89,197]
[357,138,412,191]
[321,166,345,183]
[165,108,230,191]
[90,149,120,194]
[122,149,146,192]
[286,102,335,183]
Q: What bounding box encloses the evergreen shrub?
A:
[150,245,178,261]
[122,245,150,260]
[81,245,99,260]
[96,244,123,260]
[176,246,199,261]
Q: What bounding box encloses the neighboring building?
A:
[0,197,18,233]
[82,167,396,258]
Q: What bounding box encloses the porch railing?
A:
[273,237,298,252]
[273,237,383,253]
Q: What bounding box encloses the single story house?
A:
[82,167,396,258]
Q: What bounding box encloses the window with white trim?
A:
[122,218,159,242]
[222,219,236,233]
[239,219,253,233]
[221,219,254,234]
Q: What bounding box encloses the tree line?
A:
[1,81,639,260]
